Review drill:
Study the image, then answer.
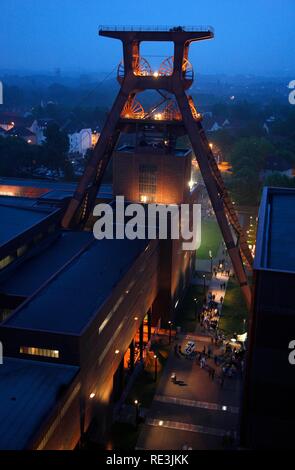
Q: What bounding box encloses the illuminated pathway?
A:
[136,332,241,450]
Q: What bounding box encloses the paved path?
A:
[136,243,239,450]
[195,243,231,335]
[136,332,241,450]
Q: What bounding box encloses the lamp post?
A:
[134,399,140,428]
[154,354,158,382]
[203,274,206,296]
[209,250,213,275]
[194,298,199,320]
[168,321,172,344]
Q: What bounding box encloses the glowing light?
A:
[89,392,95,399]
[159,420,164,426]
[115,349,120,354]
[209,143,213,149]
[188,180,195,190]
[153,71,159,78]
[134,399,138,405]
[140,195,147,203]
[134,316,138,321]
[154,113,162,120]
[222,406,227,411]
[27,139,32,144]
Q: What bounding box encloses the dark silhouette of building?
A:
[242,187,295,449]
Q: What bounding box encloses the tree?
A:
[229,137,274,172]
[0,136,40,177]
[42,123,72,179]
[228,137,275,205]
[263,172,295,189]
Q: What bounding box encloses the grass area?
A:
[175,284,206,333]
[197,219,222,259]
[218,278,248,336]
[125,342,170,408]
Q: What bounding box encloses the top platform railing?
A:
[99,25,215,33]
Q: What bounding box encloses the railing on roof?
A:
[99,25,214,33]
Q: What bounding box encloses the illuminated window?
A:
[20,346,59,358]
[17,244,28,257]
[139,164,157,202]
[0,255,14,270]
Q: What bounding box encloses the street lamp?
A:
[194,298,199,320]
[209,250,213,275]
[134,399,140,427]
[202,274,206,296]
[168,321,172,344]
[154,354,158,382]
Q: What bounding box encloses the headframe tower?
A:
[62,25,253,308]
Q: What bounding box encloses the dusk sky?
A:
[1,0,295,76]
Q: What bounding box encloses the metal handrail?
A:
[99,25,214,33]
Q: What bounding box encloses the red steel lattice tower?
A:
[62,25,253,308]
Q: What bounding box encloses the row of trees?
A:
[0,123,74,180]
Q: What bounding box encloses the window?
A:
[20,346,59,358]
[17,244,28,257]
[0,255,14,270]
[33,233,43,244]
[139,164,157,202]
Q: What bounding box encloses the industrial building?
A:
[0,141,196,449]
[0,25,256,450]
[242,187,295,449]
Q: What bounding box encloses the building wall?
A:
[113,149,191,205]
[69,129,92,156]
[242,268,295,449]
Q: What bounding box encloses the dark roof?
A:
[0,231,93,297]
[0,178,112,200]
[255,187,295,272]
[0,113,35,128]
[6,126,35,137]
[0,357,78,449]
[4,237,148,334]
[36,118,55,127]
[0,202,58,248]
[264,154,292,172]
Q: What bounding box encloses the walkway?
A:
[136,332,241,450]
[136,244,240,450]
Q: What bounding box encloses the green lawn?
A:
[197,219,222,259]
[218,278,248,336]
[175,284,205,333]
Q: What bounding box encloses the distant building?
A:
[29,118,56,145]
[68,128,93,156]
[6,126,36,145]
[261,154,294,178]
[91,129,100,147]
[263,116,276,134]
